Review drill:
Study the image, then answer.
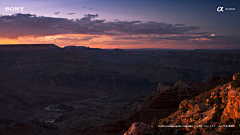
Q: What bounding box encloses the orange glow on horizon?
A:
[0,34,125,49]
[0,38,19,44]
[189,38,211,41]
[0,34,217,50]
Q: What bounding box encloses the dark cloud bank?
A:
[0,13,239,48]
[0,13,200,38]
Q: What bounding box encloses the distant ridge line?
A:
[0,44,57,46]
[0,44,59,51]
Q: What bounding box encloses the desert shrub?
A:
[209,98,217,106]
[212,108,223,122]
[225,118,234,125]
[216,89,222,104]
[226,78,233,83]
[220,80,226,85]
[211,112,218,122]
[209,89,222,105]
[166,128,175,135]
[231,74,240,89]
[206,85,217,92]
[152,118,159,129]
[162,119,170,125]
[176,129,188,135]
[217,121,240,135]
[211,89,223,122]
[235,118,240,123]
[181,106,188,113]
[205,88,211,92]
[195,128,202,135]
[235,74,240,82]
[231,81,240,89]
[200,92,208,99]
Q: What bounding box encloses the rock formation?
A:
[68,75,222,135]
[124,73,240,135]
[221,90,240,122]
[123,122,150,135]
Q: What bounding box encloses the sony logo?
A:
[5,7,24,11]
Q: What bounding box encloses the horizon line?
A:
[1,44,240,50]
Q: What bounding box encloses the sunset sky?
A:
[0,0,240,49]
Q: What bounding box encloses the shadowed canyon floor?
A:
[0,44,239,134]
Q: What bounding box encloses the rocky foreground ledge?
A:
[124,73,240,135]
[0,73,235,135]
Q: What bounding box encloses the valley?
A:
[0,44,239,134]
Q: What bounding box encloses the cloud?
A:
[174,24,185,26]
[55,36,99,41]
[84,14,98,19]
[113,34,240,46]
[67,13,75,15]
[0,13,200,39]
[0,13,72,38]
[113,35,205,41]
[106,21,200,35]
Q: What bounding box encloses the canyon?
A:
[0,44,239,134]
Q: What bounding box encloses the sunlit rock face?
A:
[73,79,218,135]
[141,73,240,135]
[123,122,150,135]
[73,73,236,135]
[221,90,240,122]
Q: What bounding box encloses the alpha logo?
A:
[5,7,24,11]
[217,6,224,12]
